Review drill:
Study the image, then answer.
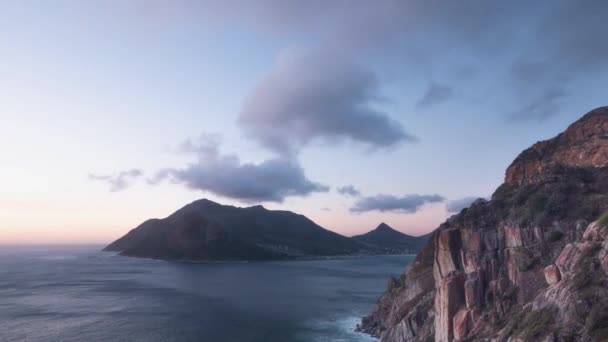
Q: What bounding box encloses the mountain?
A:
[105,199,366,261]
[352,223,430,254]
[360,106,608,341]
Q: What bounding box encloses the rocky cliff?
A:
[360,106,608,341]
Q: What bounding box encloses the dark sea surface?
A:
[0,245,413,342]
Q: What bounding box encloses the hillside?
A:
[105,199,366,261]
[353,223,430,254]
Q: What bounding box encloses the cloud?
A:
[89,169,143,192]
[417,82,454,108]
[350,193,445,213]
[140,1,608,121]
[176,133,222,155]
[150,137,328,203]
[216,1,607,120]
[446,196,480,213]
[337,185,361,197]
[238,49,416,156]
[321,207,331,211]
[146,168,174,186]
[509,88,568,121]
[504,1,608,120]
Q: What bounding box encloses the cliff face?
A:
[361,106,608,341]
[506,107,608,186]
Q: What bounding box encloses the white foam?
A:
[299,315,377,342]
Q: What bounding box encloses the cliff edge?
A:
[361,106,608,341]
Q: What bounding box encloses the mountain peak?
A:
[105,198,364,260]
[375,222,394,231]
[247,204,266,210]
[562,106,608,144]
[352,223,429,254]
[505,106,608,186]
[191,198,220,206]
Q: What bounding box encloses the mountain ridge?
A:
[353,223,430,254]
[105,199,367,260]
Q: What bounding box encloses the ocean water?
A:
[0,245,412,342]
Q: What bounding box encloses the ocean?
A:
[0,245,412,342]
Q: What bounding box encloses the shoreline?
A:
[103,250,418,265]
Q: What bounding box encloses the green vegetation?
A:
[560,326,579,342]
[521,257,540,272]
[572,244,602,290]
[597,210,608,228]
[501,306,556,339]
[516,247,540,272]
[520,307,556,339]
[519,191,549,225]
[501,285,518,302]
[492,174,608,228]
[504,306,556,340]
[387,275,401,289]
[586,301,608,340]
[547,230,564,242]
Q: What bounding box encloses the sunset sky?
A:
[1,1,607,243]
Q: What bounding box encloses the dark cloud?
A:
[141,1,608,121]
[89,169,143,192]
[446,196,480,213]
[194,1,520,53]
[150,138,328,203]
[538,1,608,68]
[337,185,361,197]
[238,50,416,156]
[200,1,608,120]
[350,193,445,213]
[417,82,454,108]
[509,88,568,121]
[505,1,608,120]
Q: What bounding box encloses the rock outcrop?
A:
[506,106,608,186]
[520,221,608,341]
[543,265,561,285]
[361,106,608,341]
[359,238,436,340]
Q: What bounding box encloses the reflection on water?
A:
[0,245,412,342]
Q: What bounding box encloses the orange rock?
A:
[544,265,561,285]
[505,107,608,186]
[464,278,481,309]
[434,273,465,342]
[453,309,471,341]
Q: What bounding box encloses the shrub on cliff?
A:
[503,306,556,340]
[597,211,608,228]
[546,231,564,242]
[586,301,608,340]
[572,244,602,290]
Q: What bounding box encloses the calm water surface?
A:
[0,245,412,342]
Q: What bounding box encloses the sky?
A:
[1,0,607,244]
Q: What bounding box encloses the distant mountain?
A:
[352,223,430,254]
[104,199,367,261]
